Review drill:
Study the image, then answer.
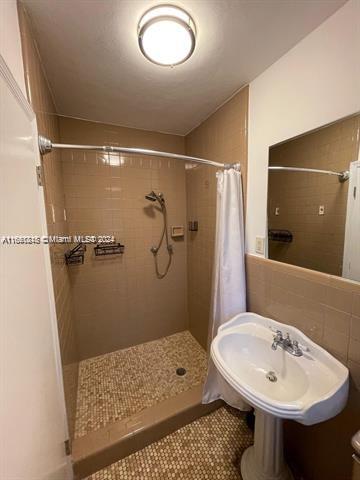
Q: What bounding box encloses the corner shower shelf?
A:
[65,243,86,265]
[94,242,125,256]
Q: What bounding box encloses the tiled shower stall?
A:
[58,98,248,445]
[59,116,207,445]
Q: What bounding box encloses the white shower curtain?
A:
[202,168,249,410]
[343,159,360,282]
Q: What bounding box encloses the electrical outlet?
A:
[319,205,325,215]
[255,236,265,255]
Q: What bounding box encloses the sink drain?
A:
[176,367,186,376]
[266,371,277,382]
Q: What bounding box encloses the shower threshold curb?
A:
[72,385,222,479]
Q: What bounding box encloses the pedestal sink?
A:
[211,312,349,480]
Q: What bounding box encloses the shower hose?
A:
[151,203,173,279]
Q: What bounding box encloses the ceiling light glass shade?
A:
[138,5,196,66]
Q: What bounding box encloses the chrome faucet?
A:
[271,330,303,357]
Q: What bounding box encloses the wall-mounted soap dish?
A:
[171,226,184,238]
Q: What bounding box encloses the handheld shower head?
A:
[145,191,157,202]
[145,191,165,204]
[145,190,171,279]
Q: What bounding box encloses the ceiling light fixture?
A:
[138,5,196,66]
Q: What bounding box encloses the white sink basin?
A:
[211,312,349,480]
[211,312,348,425]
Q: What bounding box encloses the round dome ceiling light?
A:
[138,5,196,66]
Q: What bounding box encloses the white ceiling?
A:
[23,0,346,135]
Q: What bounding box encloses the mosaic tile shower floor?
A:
[75,331,207,438]
[88,407,253,480]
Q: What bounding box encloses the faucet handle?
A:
[269,326,283,336]
[291,340,303,356]
[273,329,283,340]
[293,340,310,352]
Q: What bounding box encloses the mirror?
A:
[267,112,360,282]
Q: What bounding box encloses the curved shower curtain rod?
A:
[38,135,240,170]
[269,165,349,182]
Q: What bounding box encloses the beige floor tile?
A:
[88,407,253,480]
[75,331,207,438]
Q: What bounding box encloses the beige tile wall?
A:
[185,87,249,348]
[17,3,79,439]
[246,253,360,479]
[59,117,188,359]
[268,114,360,276]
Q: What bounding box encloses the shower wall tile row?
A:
[269,113,360,276]
[246,253,360,480]
[75,331,207,438]
[185,86,249,348]
[17,4,79,439]
[59,117,189,360]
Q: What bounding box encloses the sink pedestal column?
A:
[241,409,294,480]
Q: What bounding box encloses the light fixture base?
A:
[138,5,196,67]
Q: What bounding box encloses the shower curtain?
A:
[343,159,360,282]
[202,168,249,410]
